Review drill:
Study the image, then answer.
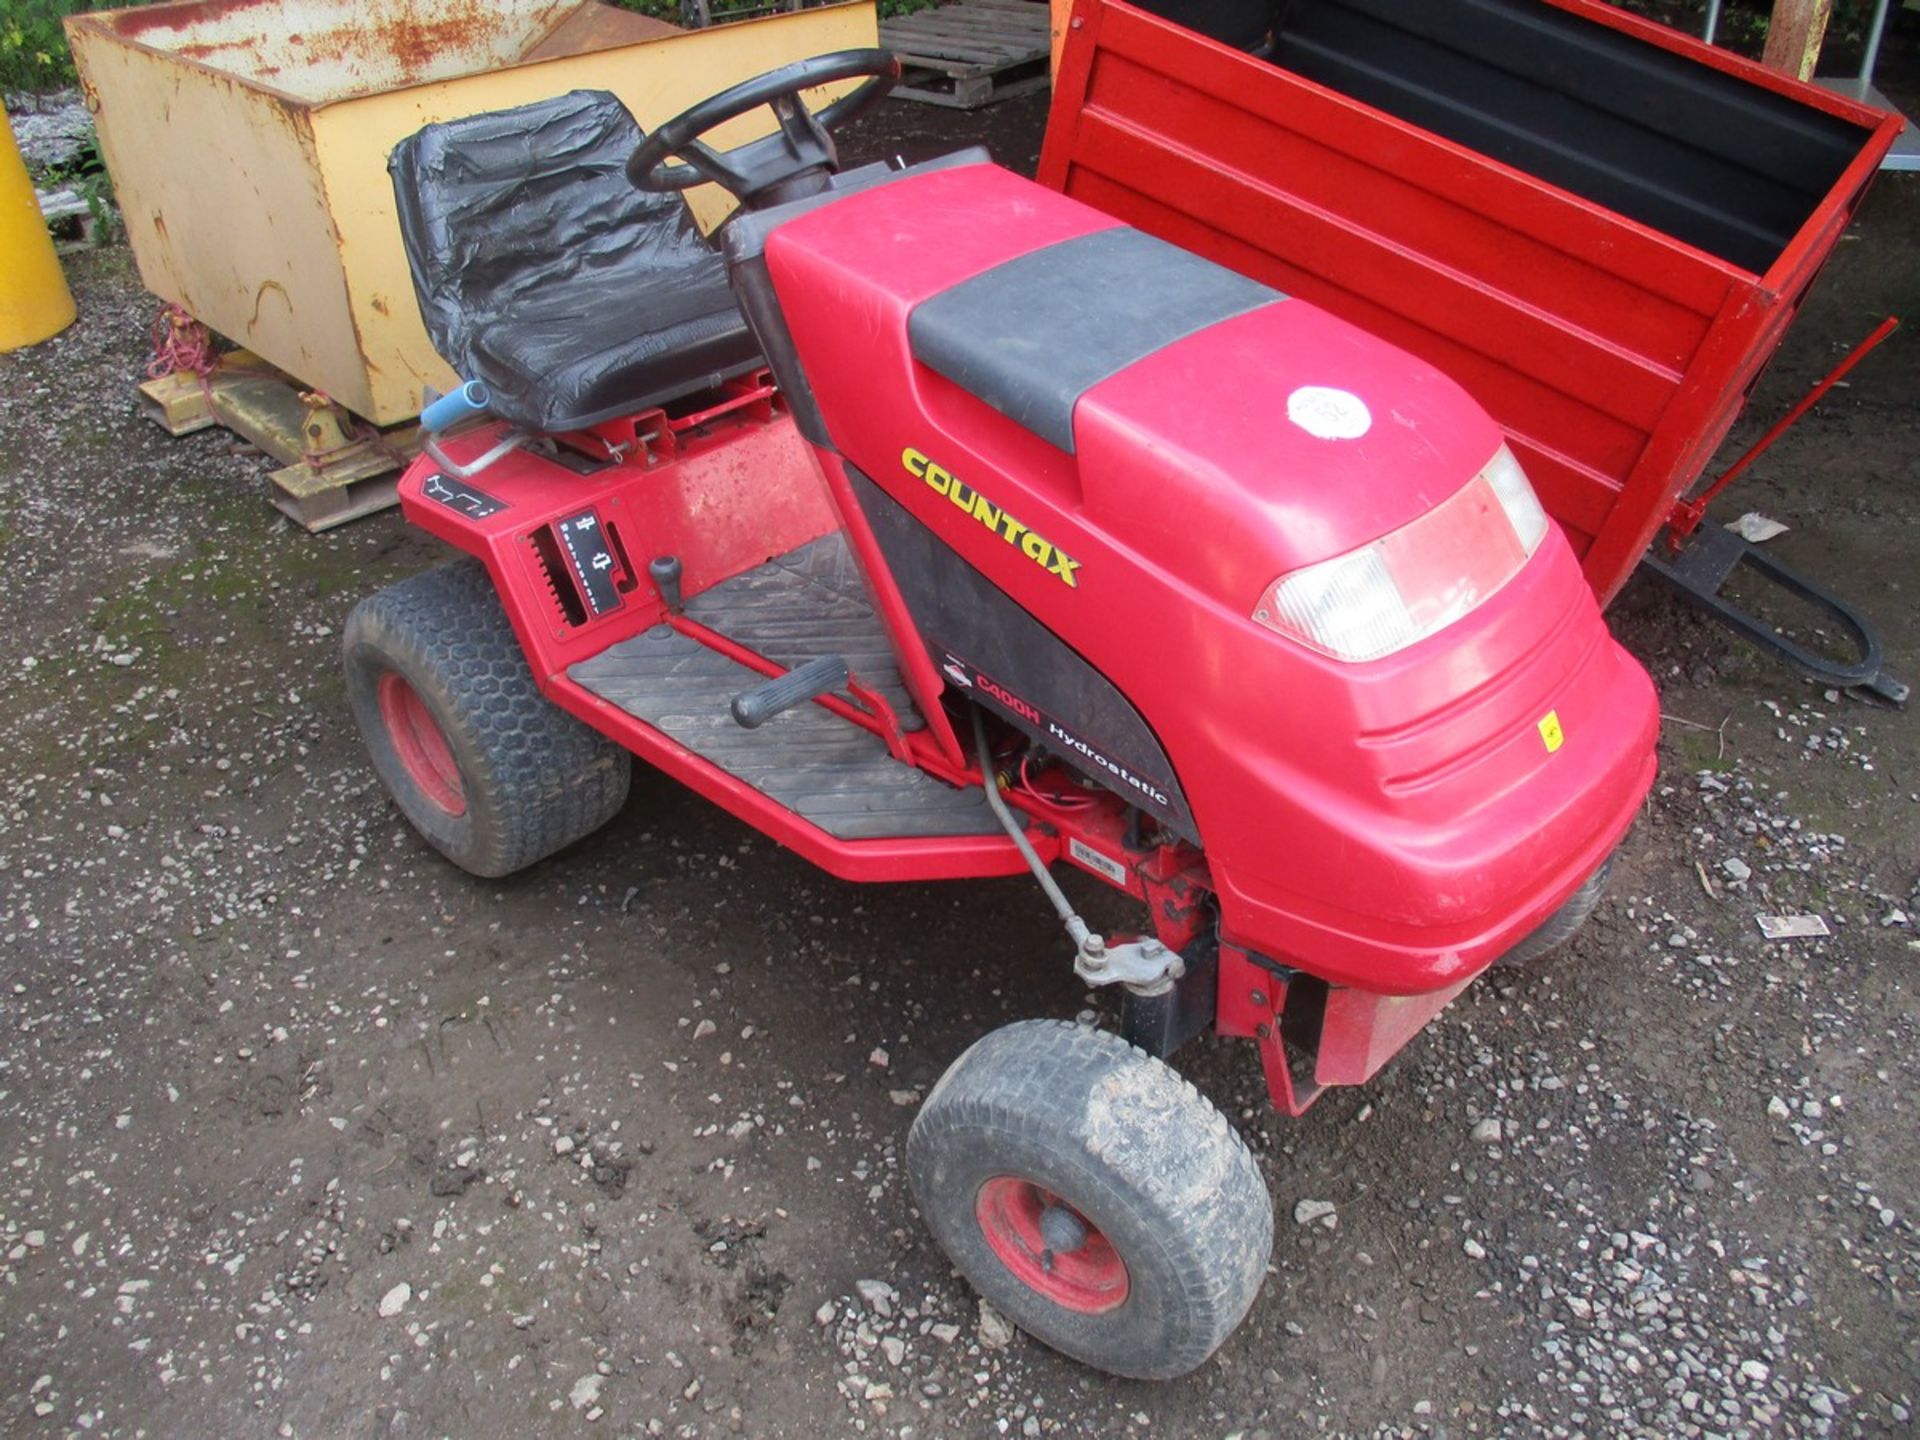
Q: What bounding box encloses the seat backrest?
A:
[388,90,709,371]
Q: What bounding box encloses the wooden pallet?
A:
[879,0,1052,109]
[137,351,421,532]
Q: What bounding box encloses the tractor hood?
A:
[1072,297,1510,610]
[755,157,1519,620]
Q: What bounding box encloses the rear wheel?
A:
[907,1020,1272,1379]
[1493,857,1613,969]
[344,560,630,878]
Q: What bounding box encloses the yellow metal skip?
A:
[0,112,77,351]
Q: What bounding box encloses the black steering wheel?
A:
[626,49,901,209]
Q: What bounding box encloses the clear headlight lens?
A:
[1482,442,1550,553]
[1254,444,1551,662]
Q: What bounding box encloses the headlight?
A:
[1253,444,1551,662]
[1481,443,1550,553]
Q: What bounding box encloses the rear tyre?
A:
[1492,857,1613,970]
[344,560,630,878]
[907,1020,1272,1379]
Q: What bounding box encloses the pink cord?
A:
[1020,752,1092,808]
[146,305,215,380]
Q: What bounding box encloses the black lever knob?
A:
[649,555,683,613]
[731,655,850,729]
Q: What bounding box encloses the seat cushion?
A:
[466,258,764,432]
[907,226,1280,452]
[389,90,763,432]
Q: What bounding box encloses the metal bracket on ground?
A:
[1641,523,1907,705]
[136,349,421,532]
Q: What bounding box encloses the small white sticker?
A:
[1068,837,1130,887]
[1287,386,1372,440]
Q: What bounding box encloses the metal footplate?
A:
[569,627,998,841]
[1641,524,1908,705]
[567,534,998,840]
[682,533,925,729]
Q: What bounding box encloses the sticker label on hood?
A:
[1287,386,1372,440]
[1538,710,1564,753]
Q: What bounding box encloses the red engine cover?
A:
[765,161,1657,993]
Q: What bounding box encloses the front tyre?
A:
[907,1020,1272,1379]
[343,560,630,878]
[1492,856,1614,970]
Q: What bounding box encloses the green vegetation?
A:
[0,0,124,93]
[34,118,117,238]
[1,2,68,93]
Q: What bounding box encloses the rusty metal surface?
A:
[523,3,682,61]
[77,0,580,105]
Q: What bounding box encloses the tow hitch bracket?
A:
[1641,524,1908,705]
[1642,315,1906,706]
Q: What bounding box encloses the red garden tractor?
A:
[345,50,1657,1377]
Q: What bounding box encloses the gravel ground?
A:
[1,86,1917,1440]
[8,91,93,174]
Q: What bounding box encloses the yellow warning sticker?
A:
[1538,711,1565,754]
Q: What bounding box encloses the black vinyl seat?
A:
[389,90,764,434]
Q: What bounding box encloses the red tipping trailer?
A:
[1041,0,1905,697]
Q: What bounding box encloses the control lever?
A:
[649,555,684,613]
[730,655,849,729]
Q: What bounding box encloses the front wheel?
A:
[907,1020,1273,1379]
[343,560,631,878]
[1491,856,1613,970]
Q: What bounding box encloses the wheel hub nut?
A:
[1038,1203,1089,1261]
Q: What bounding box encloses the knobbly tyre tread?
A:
[344,560,630,878]
[1492,856,1614,970]
[907,1019,1273,1379]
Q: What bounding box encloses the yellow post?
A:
[0,111,77,351]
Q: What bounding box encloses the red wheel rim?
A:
[975,1177,1130,1314]
[377,672,466,817]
